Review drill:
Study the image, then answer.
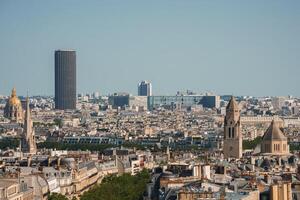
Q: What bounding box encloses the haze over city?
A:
[1,1,300,96]
[2,1,300,200]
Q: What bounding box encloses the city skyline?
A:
[1,2,300,200]
[1,1,300,96]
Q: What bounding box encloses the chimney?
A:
[57,157,61,168]
[27,156,32,167]
[48,157,51,167]
[234,182,238,193]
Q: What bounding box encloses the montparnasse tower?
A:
[223,96,242,159]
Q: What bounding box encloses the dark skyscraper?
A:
[138,81,152,96]
[55,50,76,110]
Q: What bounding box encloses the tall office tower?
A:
[223,96,242,159]
[55,50,76,110]
[22,97,37,154]
[138,81,152,96]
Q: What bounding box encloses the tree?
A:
[0,138,19,149]
[243,136,262,150]
[81,169,150,200]
[48,193,68,200]
[53,118,63,128]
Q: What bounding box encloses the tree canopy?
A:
[243,136,262,150]
[48,193,68,200]
[81,169,150,200]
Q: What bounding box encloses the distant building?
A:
[223,96,242,159]
[138,81,152,96]
[108,93,130,109]
[147,95,220,111]
[260,120,290,156]
[272,97,286,111]
[201,95,220,109]
[4,88,23,123]
[129,96,148,111]
[0,179,33,200]
[55,50,76,110]
[93,92,100,99]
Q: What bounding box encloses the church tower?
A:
[223,96,242,159]
[22,97,37,154]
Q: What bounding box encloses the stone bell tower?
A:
[223,96,242,159]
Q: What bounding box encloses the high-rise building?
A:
[223,96,242,159]
[55,50,76,110]
[147,95,220,111]
[138,81,152,96]
[108,93,130,109]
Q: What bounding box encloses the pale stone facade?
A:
[223,97,242,159]
[0,179,34,200]
[270,182,292,200]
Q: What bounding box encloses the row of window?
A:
[264,143,287,152]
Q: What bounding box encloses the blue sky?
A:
[0,1,299,96]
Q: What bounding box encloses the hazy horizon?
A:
[1,1,299,97]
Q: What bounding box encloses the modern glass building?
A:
[108,93,130,109]
[55,50,76,110]
[138,81,152,96]
[147,95,220,110]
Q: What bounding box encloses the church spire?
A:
[23,95,37,154]
[226,96,239,111]
[25,96,31,137]
[225,96,240,124]
[12,87,17,97]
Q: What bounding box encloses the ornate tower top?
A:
[4,88,23,123]
[11,88,17,97]
[226,96,239,111]
[8,87,21,107]
[225,96,240,123]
